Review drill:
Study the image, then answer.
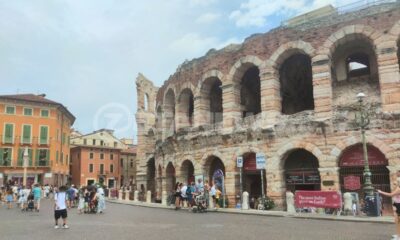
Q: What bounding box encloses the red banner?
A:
[343,175,361,190]
[295,191,342,208]
[340,145,387,167]
[243,153,256,171]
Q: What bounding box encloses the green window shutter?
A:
[56,151,59,163]
[28,149,33,166]
[35,150,39,166]
[40,126,48,144]
[62,133,65,145]
[4,124,13,143]
[0,148,4,166]
[18,149,23,166]
[22,125,31,144]
[46,150,50,165]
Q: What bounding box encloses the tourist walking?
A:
[186,182,195,210]
[174,182,181,210]
[54,185,69,229]
[32,184,42,212]
[97,186,106,213]
[180,183,188,208]
[210,182,216,209]
[6,188,13,209]
[204,180,210,208]
[77,187,85,214]
[378,181,400,239]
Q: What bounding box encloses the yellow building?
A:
[0,94,75,187]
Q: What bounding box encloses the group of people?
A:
[173,178,222,211]
[0,182,45,211]
[0,181,108,230]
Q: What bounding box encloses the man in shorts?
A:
[54,185,69,229]
[32,184,42,212]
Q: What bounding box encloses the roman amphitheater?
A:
[135,2,400,210]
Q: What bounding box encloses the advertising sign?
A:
[343,175,361,190]
[256,153,266,170]
[295,191,342,208]
[236,156,243,168]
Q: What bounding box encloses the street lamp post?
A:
[22,147,29,187]
[355,93,374,197]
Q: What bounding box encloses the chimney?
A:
[37,94,46,98]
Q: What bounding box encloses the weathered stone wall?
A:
[135,3,400,207]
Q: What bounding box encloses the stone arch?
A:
[163,88,176,138]
[195,70,224,125]
[179,159,195,184]
[227,55,264,84]
[165,161,176,192]
[176,88,194,129]
[330,135,395,167]
[275,140,324,170]
[263,41,315,120]
[146,157,156,198]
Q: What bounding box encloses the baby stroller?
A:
[192,194,207,213]
[88,198,98,214]
[25,193,35,211]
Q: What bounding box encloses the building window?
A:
[92,139,96,145]
[17,148,33,166]
[3,123,14,144]
[62,133,66,145]
[120,158,123,167]
[89,152,94,159]
[110,154,114,160]
[60,152,64,164]
[100,153,104,160]
[23,108,33,116]
[100,164,104,174]
[110,164,114,173]
[22,125,32,144]
[89,164,94,173]
[83,139,87,145]
[66,154,69,165]
[37,149,49,166]
[130,159,134,168]
[0,148,12,166]
[39,126,49,145]
[100,140,104,146]
[56,151,59,163]
[5,106,15,115]
[40,109,49,117]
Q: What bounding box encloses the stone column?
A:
[242,191,249,210]
[318,167,340,191]
[260,66,280,126]
[222,83,241,130]
[162,191,168,206]
[118,190,123,200]
[266,170,285,209]
[208,194,214,209]
[194,96,209,127]
[286,191,295,213]
[376,41,400,112]
[146,190,152,203]
[134,190,139,202]
[124,191,130,201]
[311,55,333,120]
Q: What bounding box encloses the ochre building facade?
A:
[135,3,400,210]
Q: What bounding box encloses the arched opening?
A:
[164,89,176,137]
[284,149,320,192]
[165,162,176,193]
[279,54,314,115]
[204,156,225,190]
[242,152,265,208]
[339,144,390,214]
[144,93,149,111]
[177,88,194,129]
[181,160,195,184]
[201,77,223,124]
[240,66,261,118]
[146,158,156,201]
[331,35,380,106]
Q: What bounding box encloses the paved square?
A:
[0,199,394,240]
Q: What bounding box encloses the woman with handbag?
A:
[174,182,181,210]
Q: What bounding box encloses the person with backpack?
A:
[54,185,69,229]
[180,183,188,208]
[186,182,195,210]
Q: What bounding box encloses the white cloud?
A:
[169,33,219,56]
[230,0,356,27]
[195,12,221,24]
[188,0,218,7]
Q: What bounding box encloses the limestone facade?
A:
[135,3,400,208]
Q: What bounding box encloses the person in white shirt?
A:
[180,184,188,208]
[54,186,69,229]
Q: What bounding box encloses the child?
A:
[54,185,69,229]
[6,189,13,209]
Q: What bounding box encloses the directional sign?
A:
[237,156,243,168]
[256,153,266,170]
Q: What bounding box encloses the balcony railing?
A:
[0,136,52,146]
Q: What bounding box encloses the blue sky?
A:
[0,0,355,140]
